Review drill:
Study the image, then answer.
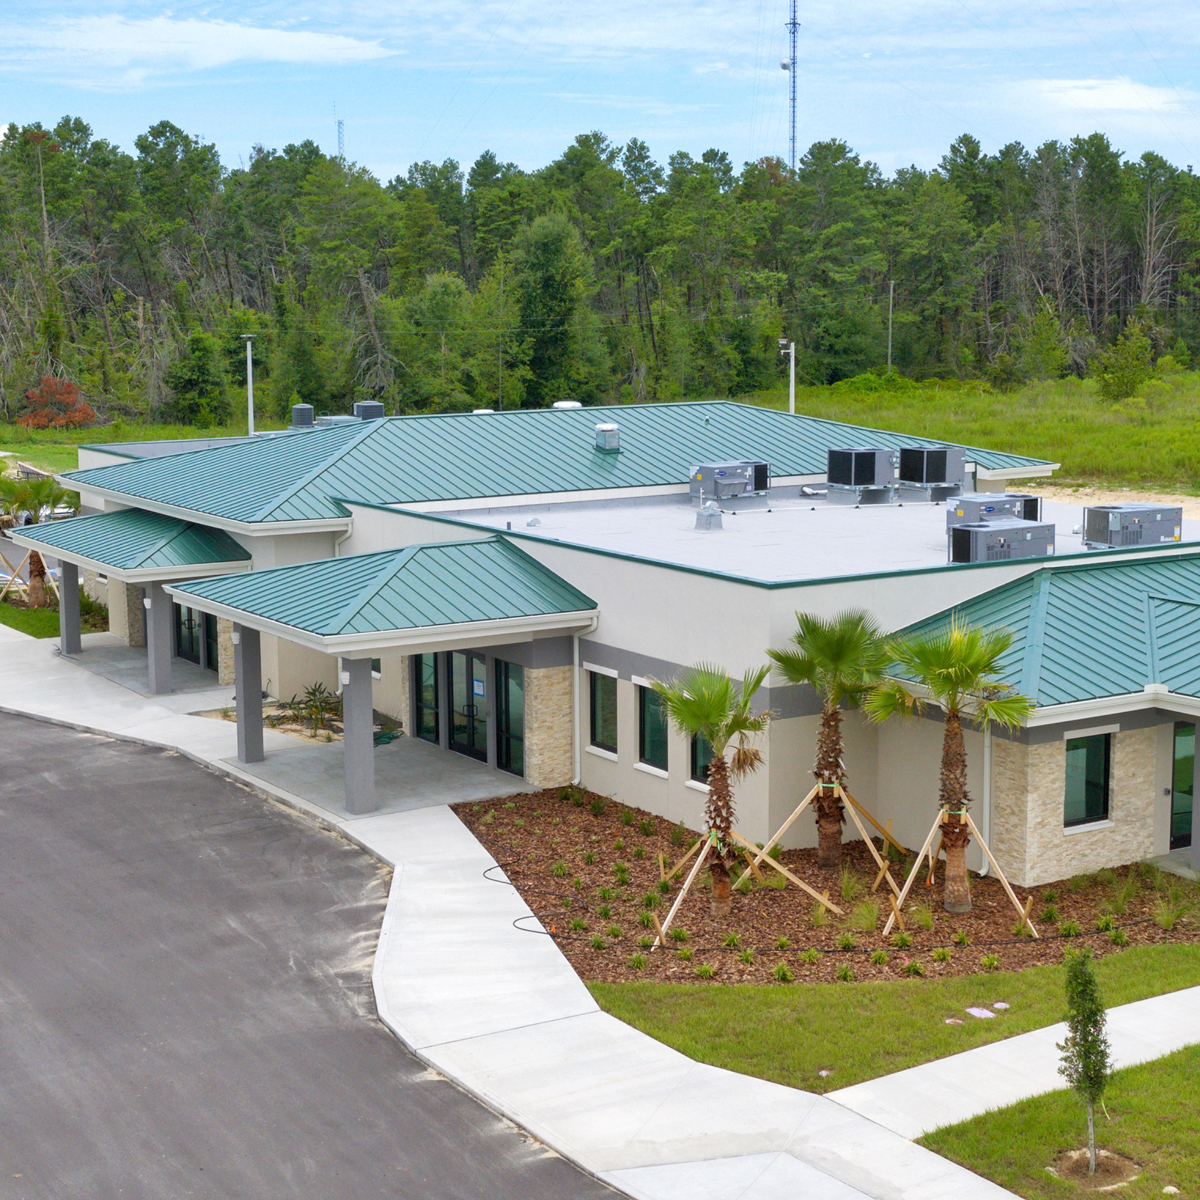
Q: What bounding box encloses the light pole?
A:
[778,337,795,415]
[241,334,255,435]
[887,280,895,374]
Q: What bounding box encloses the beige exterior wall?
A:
[372,653,411,729]
[81,568,106,605]
[107,580,145,647]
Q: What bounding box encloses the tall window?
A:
[1064,734,1110,826]
[691,735,714,783]
[414,653,439,744]
[496,660,525,776]
[638,685,668,771]
[590,672,618,753]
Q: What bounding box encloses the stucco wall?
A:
[371,653,411,729]
[107,580,145,647]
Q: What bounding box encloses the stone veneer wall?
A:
[216,618,235,686]
[523,664,574,789]
[993,727,1158,887]
[107,580,145,647]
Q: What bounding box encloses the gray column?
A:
[342,657,376,815]
[234,624,264,764]
[1191,788,1200,877]
[144,582,173,696]
[58,561,81,656]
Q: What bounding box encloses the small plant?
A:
[614,865,630,886]
[773,963,794,983]
[846,899,880,932]
[573,876,582,892]
[551,860,566,878]
[910,902,935,932]
[638,819,654,837]
[739,949,754,965]
[1040,904,1059,923]
[637,912,652,929]
[836,932,856,951]
[931,946,951,963]
[670,824,685,847]
[1042,889,1058,903]
[952,929,969,947]
[1059,919,1081,938]
[869,949,889,965]
[1110,927,1128,946]
[902,958,925,978]
[481,810,495,825]
[1109,871,1138,915]
[607,925,622,938]
[1014,919,1035,938]
[657,879,671,895]
[723,931,740,948]
[620,808,634,827]
[613,838,624,852]
[504,801,516,810]
[598,905,612,920]
[589,936,607,950]
[641,892,659,910]
[1096,869,1115,887]
[1057,948,1111,1176]
[811,902,830,928]
[669,926,688,943]
[583,851,595,865]
[514,818,525,828]
[1139,862,1164,890]
[695,963,715,979]
[598,887,614,901]
[634,845,645,860]
[589,797,606,817]
[837,964,854,982]
[1067,874,1093,894]
[892,930,912,950]
[570,918,587,932]
[1096,913,1115,932]
[981,953,1000,971]
[629,953,646,970]
[561,784,584,806]
[637,936,654,949]
[1154,898,1189,931]
[800,948,821,965]
[776,936,790,950]
[734,871,753,895]
[677,947,693,962]
[839,866,864,904]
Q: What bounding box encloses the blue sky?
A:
[3,1,1200,181]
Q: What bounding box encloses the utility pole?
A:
[786,0,799,172]
[778,337,796,414]
[241,335,255,436]
[887,280,895,374]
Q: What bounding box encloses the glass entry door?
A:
[450,651,488,761]
[414,653,439,744]
[496,660,524,776]
[1172,722,1194,850]
[174,603,217,671]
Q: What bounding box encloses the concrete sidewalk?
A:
[5,634,1176,1199]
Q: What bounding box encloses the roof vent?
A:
[695,501,723,531]
[472,408,495,414]
[291,403,314,428]
[353,400,385,420]
[595,422,620,452]
[315,414,361,427]
[552,400,583,409]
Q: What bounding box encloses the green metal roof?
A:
[64,401,1055,526]
[10,508,251,573]
[170,536,596,636]
[896,552,1200,707]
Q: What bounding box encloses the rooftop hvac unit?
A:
[826,447,896,505]
[1083,504,1182,549]
[689,461,770,502]
[946,493,1042,529]
[949,519,1055,564]
[353,400,386,420]
[895,446,966,502]
[314,414,361,427]
[291,403,314,428]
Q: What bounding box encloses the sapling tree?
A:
[1057,948,1111,1175]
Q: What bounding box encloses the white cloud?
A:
[1028,76,1197,115]
[0,15,393,85]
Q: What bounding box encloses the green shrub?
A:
[637,912,652,928]
[657,879,671,894]
[1042,889,1058,903]
[598,904,611,920]
[902,959,925,978]
[1040,904,1059,923]
[570,918,587,932]
[981,953,1000,971]
[620,808,634,827]
[1093,318,1154,402]
[670,824,685,847]
[869,949,889,965]
[837,964,854,982]
[598,887,614,901]
[633,845,644,860]
[638,819,654,837]
[723,931,740,948]
[892,930,912,949]
[669,927,688,943]
[695,963,715,979]
[910,902,935,932]
[589,936,607,950]
[583,851,595,865]
[607,925,622,938]
[847,899,880,932]
[637,936,654,949]
[836,933,856,951]
[773,963,794,983]
[775,936,790,950]
[629,954,646,970]
[812,902,830,928]
[840,866,864,904]
[1096,913,1115,932]
[953,929,969,946]
[932,946,951,963]
[800,948,821,965]
[1059,919,1081,938]
[739,949,755,965]
[551,859,566,878]
[1111,927,1129,946]
[590,797,606,817]
[676,947,692,962]
[1154,898,1190,931]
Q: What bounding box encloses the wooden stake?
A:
[729,830,843,915]
[882,811,943,936]
[0,549,31,603]
[888,893,907,932]
[749,784,819,867]
[740,847,764,883]
[654,840,711,947]
[838,786,900,898]
[662,836,704,883]
[650,912,666,946]
[841,790,906,856]
[965,812,1039,939]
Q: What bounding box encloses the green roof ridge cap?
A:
[322,543,428,635]
[493,534,596,608]
[1018,569,1053,699]
[136,514,195,566]
[250,420,384,522]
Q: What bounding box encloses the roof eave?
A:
[975,462,1061,481]
[1026,686,1200,727]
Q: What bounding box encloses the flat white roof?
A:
[444,491,1200,583]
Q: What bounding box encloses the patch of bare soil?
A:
[455,787,1200,986]
[1050,1148,1140,1189]
[1032,483,1200,521]
[196,703,345,744]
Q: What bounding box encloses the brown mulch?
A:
[453,786,1200,986]
[1051,1148,1140,1187]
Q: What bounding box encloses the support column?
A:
[145,582,173,696]
[234,624,264,764]
[342,657,376,815]
[1191,787,1200,877]
[58,561,81,656]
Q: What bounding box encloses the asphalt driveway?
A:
[0,712,617,1200]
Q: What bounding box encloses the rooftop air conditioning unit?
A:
[946,493,1042,529]
[315,414,361,427]
[689,461,770,503]
[949,519,1055,563]
[353,400,385,420]
[826,447,896,505]
[291,403,315,428]
[1083,504,1182,549]
[896,446,966,502]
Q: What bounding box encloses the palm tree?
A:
[651,663,770,916]
[0,475,78,606]
[767,609,889,868]
[865,619,1033,914]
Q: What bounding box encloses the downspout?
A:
[979,721,992,877]
[572,614,600,786]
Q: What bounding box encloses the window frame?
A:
[589,670,618,754]
[1063,732,1111,827]
[690,734,714,784]
[637,684,668,772]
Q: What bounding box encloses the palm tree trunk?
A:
[27,550,48,608]
[940,711,973,913]
[706,754,734,917]
[814,704,845,868]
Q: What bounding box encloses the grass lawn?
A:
[0,602,60,638]
[921,1044,1200,1198]
[589,945,1200,1094]
[743,372,1200,492]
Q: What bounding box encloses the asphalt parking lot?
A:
[0,713,617,1200]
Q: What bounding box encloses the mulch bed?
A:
[453,786,1200,986]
